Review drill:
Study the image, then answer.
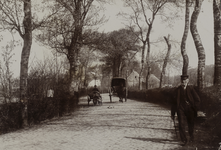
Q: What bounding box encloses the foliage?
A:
[99,28,140,77]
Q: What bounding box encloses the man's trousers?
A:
[177,105,195,142]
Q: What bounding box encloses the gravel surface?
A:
[0,93,204,150]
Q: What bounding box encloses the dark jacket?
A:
[92,87,99,92]
[171,85,200,117]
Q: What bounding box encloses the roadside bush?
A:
[0,54,82,133]
[0,74,81,134]
[28,97,58,124]
[198,86,221,139]
[0,103,22,134]
[128,87,175,108]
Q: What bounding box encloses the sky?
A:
[99,0,214,68]
[0,0,215,78]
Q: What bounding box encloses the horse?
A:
[87,91,102,106]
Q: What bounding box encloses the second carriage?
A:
[109,77,128,102]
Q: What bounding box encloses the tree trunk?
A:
[68,45,79,96]
[20,0,32,127]
[160,35,171,88]
[190,0,205,91]
[68,0,82,98]
[213,0,221,87]
[139,41,146,90]
[181,0,190,75]
[146,24,152,90]
[146,46,150,89]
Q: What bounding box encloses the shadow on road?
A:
[51,122,175,132]
[125,136,179,145]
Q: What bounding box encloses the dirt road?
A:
[0,93,190,150]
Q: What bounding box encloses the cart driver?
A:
[92,85,99,93]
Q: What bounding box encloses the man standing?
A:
[171,75,200,145]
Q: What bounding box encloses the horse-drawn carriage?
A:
[109,77,127,102]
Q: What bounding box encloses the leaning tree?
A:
[190,0,205,91]
[180,0,191,75]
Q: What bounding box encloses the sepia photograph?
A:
[0,0,220,149]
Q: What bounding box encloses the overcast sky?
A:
[100,0,214,67]
[0,0,214,78]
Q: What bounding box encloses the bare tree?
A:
[36,0,109,97]
[159,34,171,88]
[120,0,179,90]
[190,0,205,91]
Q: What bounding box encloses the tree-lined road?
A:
[0,94,184,150]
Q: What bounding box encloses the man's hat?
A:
[180,74,189,80]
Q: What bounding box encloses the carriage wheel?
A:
[125,88,128,102]
[98,97,103,105]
